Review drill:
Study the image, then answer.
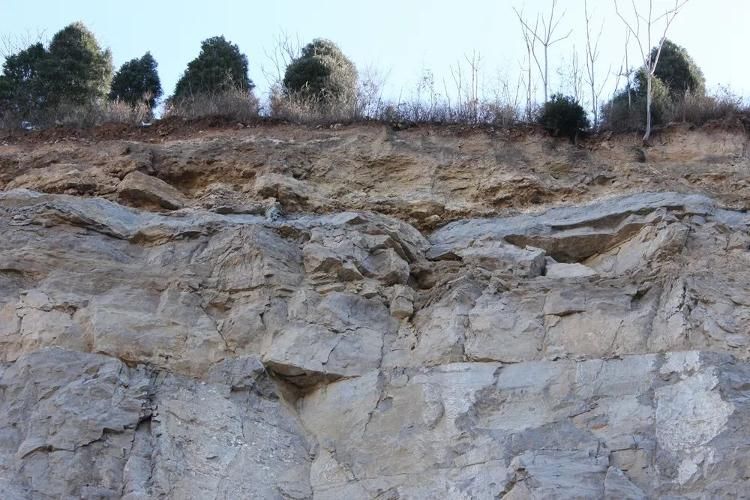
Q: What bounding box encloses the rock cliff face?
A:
[2,124,750,498]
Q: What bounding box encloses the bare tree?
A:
[0,29,47,59]
[414,68,436,121]
[614,0,689,141]
[516,11,538,120]
[443,76,453,119]
[477,68,521,126]
[261,30,302,90]
[559,47,584,103]
[449,60,463,119]
[464,50,481,121]
[621,30,633,112]
[448,51,481,122]
[488,67,523,125]
[356,64,389,119]
[514,0,572,103]
[583,0,610,128]
[609,28,632,123]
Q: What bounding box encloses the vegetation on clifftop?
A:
[1,5,747,136]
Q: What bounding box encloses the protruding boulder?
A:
[117,171,188,210]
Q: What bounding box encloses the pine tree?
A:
[173,36,253,99]
[109,52,162,109]
[283,39,357,104]
[43,22,113,106]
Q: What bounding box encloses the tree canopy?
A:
[603,68,671,131]
[0,22,112,116]
[1,42,49,114]
[283,38,357,104]
[109,52,162,109]
[603,39,704,133]
[650,39,705,97]
[173,36,253,99]
[44,22,113,106]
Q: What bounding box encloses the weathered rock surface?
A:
[299,352,750,498]
[117,171,189,210]
[0,349,312,499]
[2,124,750,498]
[4,124,750,227]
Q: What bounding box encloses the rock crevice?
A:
[3,126,750,497]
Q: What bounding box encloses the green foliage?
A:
[44,22,113,106]
[0,22,112,121]
[650,39,705,97]
[173,36,253,99]
[109,52,162,109]
[602,69,671,132]
[283,39,357,105]
[538,94,590,139]
[0,75,11,101]
[602,40,702,133]
[1,42,49,115]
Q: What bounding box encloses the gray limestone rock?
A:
[2,189,750,498]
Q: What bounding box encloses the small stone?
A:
[390,285,415,319]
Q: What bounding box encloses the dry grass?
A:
[268,87,358,123]
[164,89,260,122]
[668,88,747,126]
[1,100,149,129]
[371,100,520,126]
[268,89,520,127]
[51,100,150,128]
[602,87,748,133]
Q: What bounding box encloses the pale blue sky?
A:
[1,0,748,108]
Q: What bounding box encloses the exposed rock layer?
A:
[2,125,750,498]
[3,123,750,230]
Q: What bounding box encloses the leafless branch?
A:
[261,30,302,91]
[514,0,571,102]
[613,0,689,140]
[0,29,47,59]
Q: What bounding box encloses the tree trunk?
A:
[643,72,652,141]
[590,80,598,128]
[544,45,549,102]
[526,49,533,121]
[627,82,631,111]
